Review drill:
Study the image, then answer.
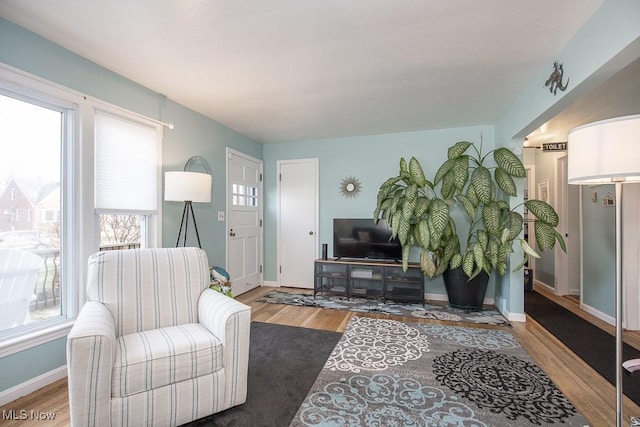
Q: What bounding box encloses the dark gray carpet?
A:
[525,290,640,406]
[184,321,341,427]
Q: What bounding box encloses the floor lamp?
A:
[164,171,212,248]
[568,114,640,427]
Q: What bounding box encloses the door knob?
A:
[309,231,314,235]
[229,229,236,237]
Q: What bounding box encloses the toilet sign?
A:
[542,142,567,152]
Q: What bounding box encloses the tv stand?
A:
[314,258,424,305]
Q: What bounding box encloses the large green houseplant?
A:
[373,140,565,308]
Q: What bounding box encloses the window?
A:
[94,109,161,250]
[232,184,259,207]
[0,65,162,353]
[0,92,67,335]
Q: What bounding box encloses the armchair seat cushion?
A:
[112,323,223,398]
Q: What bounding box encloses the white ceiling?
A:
[0,0,605,144]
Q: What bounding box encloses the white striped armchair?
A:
[67,247,251,426]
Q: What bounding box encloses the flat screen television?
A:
[333,218,402,260]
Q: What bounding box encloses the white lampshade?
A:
[568,114,640,184]
[164,171,212,202]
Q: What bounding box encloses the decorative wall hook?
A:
[544,61,569,95]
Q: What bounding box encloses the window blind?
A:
[95,110,159,211]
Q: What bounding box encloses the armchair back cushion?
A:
[86,247,209,336]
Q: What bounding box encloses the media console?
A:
[314,258,424,305]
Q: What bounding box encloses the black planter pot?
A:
[443,267,489,311]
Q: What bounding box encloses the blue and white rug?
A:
[290,316,587,426]
[258,290,509,326]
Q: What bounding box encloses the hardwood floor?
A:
[2,285,639,426]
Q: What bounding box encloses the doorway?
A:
[226,148,263,296]
[277,158,319,289]
[554,155,581,297]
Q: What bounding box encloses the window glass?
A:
[0,94,63,332]
[99,213,144,250]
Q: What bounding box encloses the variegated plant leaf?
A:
[495,167,517,196]
[434,158,454,185]
[452,156,469,190]
[507,211,523,240]
[448,141,472,159]
[409,157,428,187]
[418,219,430,250]
[521,239,541,258]
[441,171,456,199]
[421,249,436,278]
[456,194,476,220]
[471,166,492,204]
[481,202,501,234]
[493,147,526,177]
[534,220,557,252]
[450,253,463,269]
[525,199,559,226]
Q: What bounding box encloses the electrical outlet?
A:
[217,211,225,221]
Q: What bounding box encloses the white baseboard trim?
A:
[508,312,527,323]
[0,365,67,406]
[425,293,447,303]
[263,281,279,287]
[534,280,555,293]
[425,293,494,306]
[580,302,615,326]
[492,294,525,323]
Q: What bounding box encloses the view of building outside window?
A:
[0,94,63,332]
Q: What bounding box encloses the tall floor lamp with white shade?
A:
[164,171,212,248]
[567,114,640,427]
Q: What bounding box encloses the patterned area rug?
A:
[258,290,509,326]
[290,316,588,427]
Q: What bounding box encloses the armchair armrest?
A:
[198,289,251,407]
[67,301,116,427]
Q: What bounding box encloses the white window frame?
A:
[0,63,162,356]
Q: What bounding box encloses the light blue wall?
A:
[0,17,261,392]
[161,100,262,261]
[263,125,495,298]
[494,0,640,317]
[582,185,615,316]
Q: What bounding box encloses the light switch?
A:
[591,192,597,202]
[217,211,225,221]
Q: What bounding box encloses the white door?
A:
[552,155,581,297]
[226,148,263,296]
[277,159,318,289]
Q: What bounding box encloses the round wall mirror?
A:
[184,156,212,174]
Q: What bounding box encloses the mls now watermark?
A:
[2,409,57,421]
[631,416,640,426]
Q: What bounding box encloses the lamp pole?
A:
[614,180,623,427]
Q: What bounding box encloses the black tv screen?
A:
[333,218,402,260]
